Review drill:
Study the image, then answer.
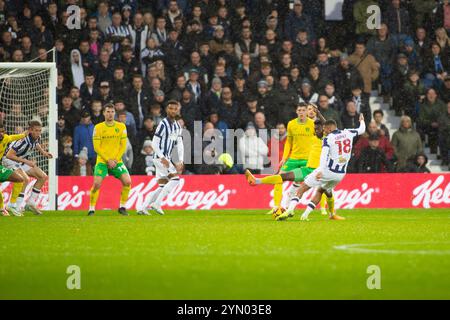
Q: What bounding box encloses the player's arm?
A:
[114,126,128,163]
[6,148,35,167]
[175,135,184,172]
[36,143,53,159]
[151,128,170,168]
[8,131,28,142]
[310,103,326,123]
[356,113,366,135]
[281,123,293,162]
[92,126,109,163]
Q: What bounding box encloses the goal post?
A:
[0,62,58,211]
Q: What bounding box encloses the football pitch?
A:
[0,209,449,300]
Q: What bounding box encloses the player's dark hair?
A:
[166,100,180,107]
[29,120,42,128]
[324,119,337,127]
[103,103,115,111]
[373,109,384,117]
[297,102,308,109]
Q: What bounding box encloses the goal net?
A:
[0,63,57,210]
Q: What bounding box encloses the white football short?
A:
[304,168,345,193]
[2,158,32,172]
[154,158,177,180]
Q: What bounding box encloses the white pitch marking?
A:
[334,242,450,256]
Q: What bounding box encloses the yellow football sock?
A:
[261,175,283,185]
[89,188,100,209]
[273,183,283,208]
[327,195,335,216]
[10,182,23,204]
[120,185,131,207]
[0,192,4,209]
[320,193,327,210]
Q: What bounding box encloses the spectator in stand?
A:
[348,40,380,98]
[391,115,423,171]
[58,135,74,176]
[333,53,364,102]
[402,153,431,173]
[56,115,71,140]
[239,122,269,174]
[435,0,450,32]
[284,0,314,42]
[137,117,156,148]
[218,86,239,129]
[268,122,287,173]
[423,42,449,89]
[367,23,396,101]
[90,100,105,125]
[117,111,134,170]
[80,71,100,108]
[392,53,412,115]
[350,85,372,123]
[373,109,391,139]
[98,80,114,105]
[72,147,93,176]
[356,133,393,173]
[438,101,450,167]
[401,70,426,120]
[440,75,450,102]
[383,0,411,46]
[59,95,80,134]
[354,120,394,160]
[132,140,156,175]
[341,100,361,130]
[417,88,447,154]
[298,79,319,105]
[318,95,342,129]
[73,111,95,167]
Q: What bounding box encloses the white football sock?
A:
[15,193,25,209]
[282,183,300,208]
[288,197,300,212]
[153,178,180,208]
[143,185,164,209]
[302,202,316,219]
[28,188,41,206]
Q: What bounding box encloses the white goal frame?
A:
[0,62,58,210]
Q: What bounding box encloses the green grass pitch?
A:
[0,209,449,300]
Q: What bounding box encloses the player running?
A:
[88,103,132,216]
[138,100,184,216]
[295,114,366,221]
[245,120,336,220]
[0,123,29,216]
[4,120,53,216]
[269,103,315,218]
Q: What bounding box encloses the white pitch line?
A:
[334,242,450,256]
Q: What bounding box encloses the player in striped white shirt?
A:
[295,114,366,221]
[106,11,132,52]
[3,120,53,215]
[138,100,184,215]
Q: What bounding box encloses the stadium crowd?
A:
[0,0,449,175]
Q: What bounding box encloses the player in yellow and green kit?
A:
[88,103,131,216]
[0,123,28,216]
[269,103,315,217]
[246,120,337,220]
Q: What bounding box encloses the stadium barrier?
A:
[1,174,448,210]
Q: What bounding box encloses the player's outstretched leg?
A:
[4,170,26,216]
[138,181,167,215]
[23,167,48,215]
[118,173,131,216]
[151,175,180,215]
